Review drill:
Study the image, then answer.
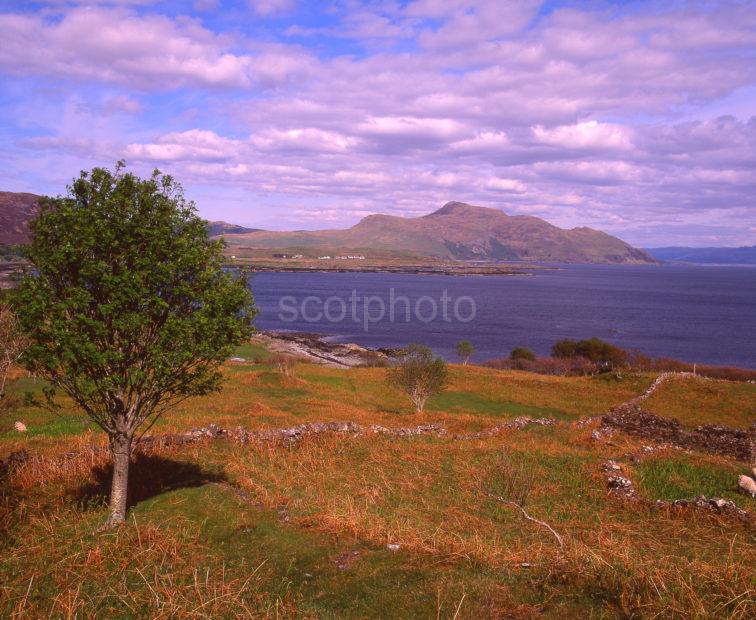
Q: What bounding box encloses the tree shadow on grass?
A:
[74,453,227,511]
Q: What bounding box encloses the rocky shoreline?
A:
[251,331,393,367]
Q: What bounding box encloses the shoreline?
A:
[247,331,756,376]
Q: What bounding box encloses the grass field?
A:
[1,351,754,618]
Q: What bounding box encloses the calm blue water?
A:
[248,264,756,368]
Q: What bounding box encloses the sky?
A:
[0,0,755,247]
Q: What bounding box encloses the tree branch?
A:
[484,491,564,551]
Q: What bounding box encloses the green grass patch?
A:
[635,455,756,509]
[298,371,350,389]
[430,391,568,420]
[232,341,270,362]
[0,415,90,439]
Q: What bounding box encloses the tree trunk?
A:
[106,432,132,527]
[414,394,427,413]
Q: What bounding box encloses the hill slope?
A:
[208,221,261,236]
[0,191,41,245]
[646,246,756,265]
[225,201,655,264]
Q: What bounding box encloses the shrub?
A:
[509,347,536,362]
[484,356,598,376]
[386,344,448,413]
[623,353,756,381]
[552,337,628,371]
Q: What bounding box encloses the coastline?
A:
[225,261,550,276]
[249,331,391,367]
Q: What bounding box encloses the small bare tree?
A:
[455,340,474,365]
[386,344,448,413]
[0,303,29,400]
[269,353,298,378]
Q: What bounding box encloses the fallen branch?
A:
[484,491,564,550]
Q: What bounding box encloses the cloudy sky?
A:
[1,0,755,246]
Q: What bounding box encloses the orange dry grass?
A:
[643,374,756,428]
[2,514,290,619]
[221,426,755,619]
[2,360,754,617]
[132,362,650,440]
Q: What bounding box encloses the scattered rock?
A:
[334,550,360,570]
[276,506,291,523]
[13,421,26,432]
[575,415,601,428]
[386,543,401,551]
[738,475,756,497]
[0,448,29,477]
[607,475,634,491]
[591,427,614,442]
[660,495,749,519]
[601,460,621,472]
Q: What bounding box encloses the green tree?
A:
[387,344,448,413]
[455,340,475,365]
[509,347,536,362]
[13,163,255,527]
[551,339,579,359]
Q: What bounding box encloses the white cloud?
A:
[125,130,242,161]
[0,7,309,89]
[5,1,756,245]
[487,178,527,193]
[532,121,633,151]
[249,0,295,16]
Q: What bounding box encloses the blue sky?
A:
[1,0,755,246]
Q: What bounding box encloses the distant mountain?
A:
[0,191,41,245]
[0,192,655,264]
[646,246,756,265]
[224,201,656,264]
[207,221,261,236]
